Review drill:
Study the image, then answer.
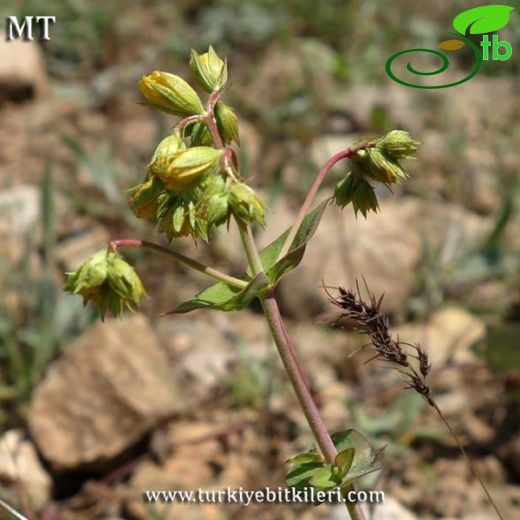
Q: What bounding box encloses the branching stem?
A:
[109,239,247,289]
[277,148,353,260]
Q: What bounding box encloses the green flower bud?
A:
[156,194,209,242]
[189,46,228,93]
[215,101,240,145]
[127,176,165,220]
[159,147,223,192]
[206,193,230,227]
[196,175,230,229]
[377,130,420,161]
[350,148,404,185]
[352,178,379,218]
[64,250,145,319]
[365,148,406,184]
[229,183,265,227]
[148,133,185,177]
[138,71,205,117]
[64,249,108,295]
[107,254,146,309]
[189,122,213,147]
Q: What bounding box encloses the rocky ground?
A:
[1,7,519,520]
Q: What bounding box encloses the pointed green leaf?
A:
[329,429,385,486]
[286,453,322,465]
[335,448,355,475]
[453,5,514,35]
[166,272,268,313]
[286,461,325,489]
[309,465,338,490]
[250,200,328,285]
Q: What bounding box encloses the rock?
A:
[0,184,40,262]
[278,197,490,318]
[392,307,486,367]
[0,184,39,236]
[29,314,186,470]
[279,198,422,317]
[0,429,52,511]
[157,311,270,399]
[0,37,46,102]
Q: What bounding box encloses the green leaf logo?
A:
[453,5,514,35]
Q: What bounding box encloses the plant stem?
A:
[261,292,337,458]
[237,223,264,275]
[206,90,225,149]
[210,89,364,517]
[109,238,247,289]
[237,224,366,520]
[277,148,353,260]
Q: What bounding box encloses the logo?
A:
[5,16,56,41]
[385,5,514,89]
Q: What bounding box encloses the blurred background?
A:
[0,1,519,518]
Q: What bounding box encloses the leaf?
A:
[166,272,268,313]
[329,429,385,487]
[286,453,322,465]
[251,200,328,285]
[453,5,514,35]
[309,465,338,490]
[335,448,355,474]
[437,39,466,51]
[286,461,325,489]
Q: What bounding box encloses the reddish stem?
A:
[109,239,247,289]
[277,148,353,260]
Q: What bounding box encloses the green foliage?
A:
[254,200,328,285]
[169,272,268,313]
[285,429,384,493]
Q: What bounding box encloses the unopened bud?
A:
[215,101,240,145]
[377,130,420,161]
[189,46,228,92]
[157,196,209,242]
[148,133,185,177]
[64,250,145,319]
[364,148,406,184]
[229,183,265,227]
[159,147,223,192]
[138,71,205,116]
[127,176,165,220]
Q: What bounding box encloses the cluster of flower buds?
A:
[334,130,420,217]
[64,250,145,319]
[131,46,264,241]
